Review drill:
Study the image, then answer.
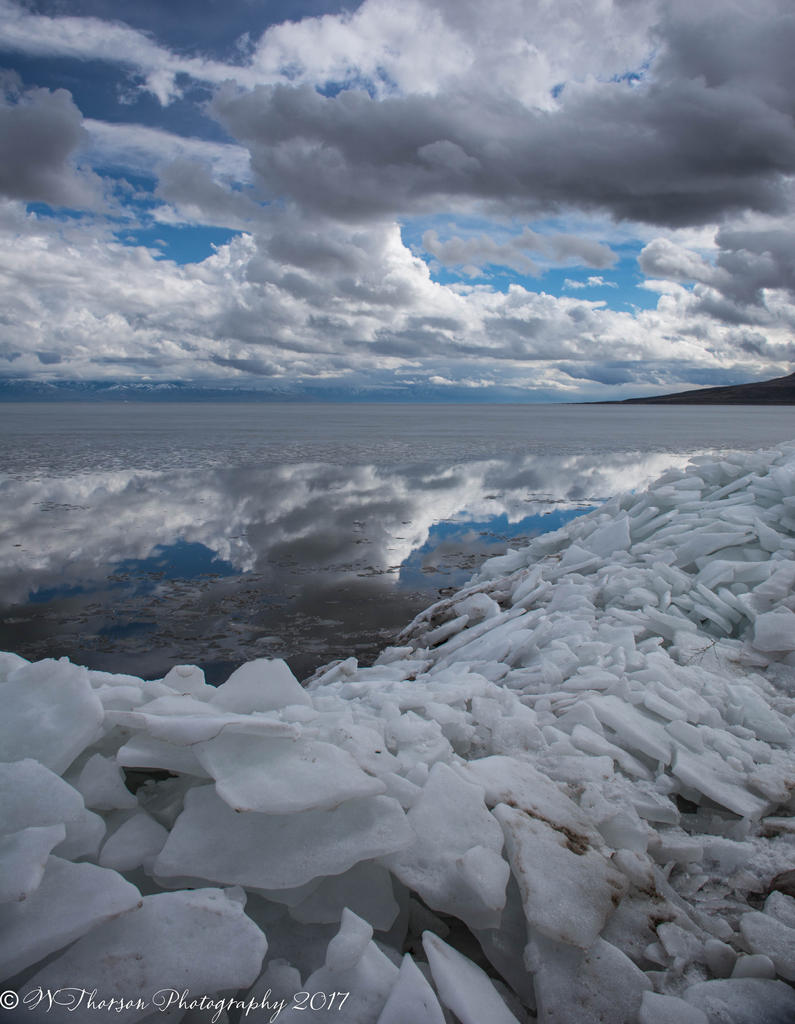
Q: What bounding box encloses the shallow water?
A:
[1,402,792,681]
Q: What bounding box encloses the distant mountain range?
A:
[0,378,528,403]
[0,372,793,404]
[612,371,795,405]
[0,380,278,402]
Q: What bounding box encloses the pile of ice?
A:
[2,443,795,1024]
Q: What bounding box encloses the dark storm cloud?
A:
[0,82,96,205]
[652,3,795,111]
[729,328,795,360]
[640,220,795,324]
[212,3,795,229]
[712,227,795,305]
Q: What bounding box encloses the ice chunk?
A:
[279,910,399,1023]
[0,824,65,903]
[379,771,422,809]
[455,592,501,623]
[161,663,212,698]
[630,787,680,825]
[0,759,85,834]
[0,658,103,773]
[494,804,625,949]
[289,861,398,930]
[657,922,703,966]
[376,954,446,1024]
[99,812,168,873]
[456,755,603,845]
[324,907,373,971]
[0,856,141,978]
[739,910,795,980]
[290,864,397,937]
[731,954,777,979]
[384,712,452,772]
[155,786,412,889]
[683,978,795,1024]
[0,651,28,678]
[245,959,303,1022]
[26,889,266,1022]
[0,758,105,859]
[648,832,703,865]
[570,724,654,779]
[210,658,311,712]
[596,807,648,853]
[727,685,791,744]
[587,695,673,764]
[528,933,651,1024]
[422,931,519,1024]
[116,733,210,777]
[672,748,770,819]
[383,762,508,931]
[75,753,138,810]
[677,530,755,568]
[752,609,795,652]
[110,704,299,745]
[703,938,737,978]
[559,543,601,572]
[764,891,795,929]
[53,805,106,860]
[701,835,756,874]
[583,514,631,557]
[639,991,707,1024]
[195,732,385,814]
[473,874,537,1010]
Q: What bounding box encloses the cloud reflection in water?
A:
[0,449,696,682]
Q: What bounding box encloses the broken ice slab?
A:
[527,932,651,1024]
[422,931,520,1024]
[383,762,509,931]
[0,758,106,860]
[195,732,386,814]
[0,824,65,903]
[376,953,446,1024]
[752,608,795,652]
[154,786,413,890]
[0,658,103,773]
[683,978,795,1024]
[0,856,141,979]
[672,748,772,819]
[24,889,266,1023]
[739,909,795,981]
[495,803,626,950]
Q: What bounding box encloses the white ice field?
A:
[1,441,794,1024]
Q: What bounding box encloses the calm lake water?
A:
[1,403,792,683]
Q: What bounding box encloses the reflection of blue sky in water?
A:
[0,455,653,681]
[29,540,238,604]
[2,404,792,682]
[399,509,594,592]
[111,540,238,586]
[0,448,696,682]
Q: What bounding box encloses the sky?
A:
[0,0,794,401]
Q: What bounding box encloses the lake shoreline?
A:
[1,439,794,1021]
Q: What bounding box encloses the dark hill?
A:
[618,371,795,405]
